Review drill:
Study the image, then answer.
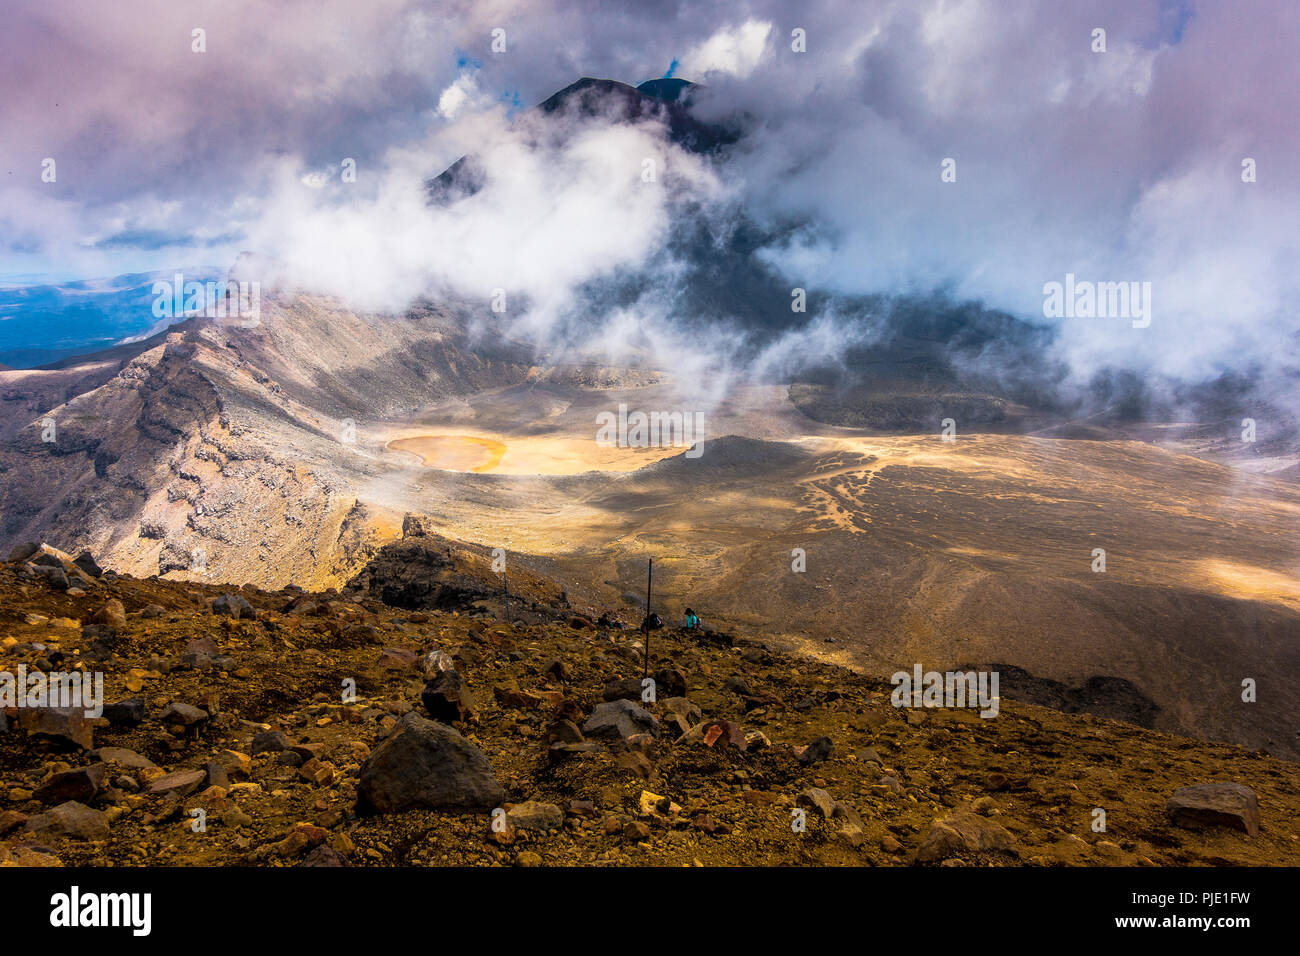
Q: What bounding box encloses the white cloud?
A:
[682,20,772,79]
[437,74,483,119]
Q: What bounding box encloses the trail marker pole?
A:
[503,574,509,625]
[643,558,653,678]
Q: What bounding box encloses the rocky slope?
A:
[0,295,560,590]
[1,542,1294,868]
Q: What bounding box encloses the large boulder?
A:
[917,808,1017,862]
[1165,783,1260,837]
[6,542,41,563]
[34,765,106,804]
[602,677,644,702]
[344,539,495,611]
[16,707,93,750]
[357,713,504,814]
[582,699,660,741]
[212,594,256,619]
[73,551,103,579]
[24,801,109,841]
[42,565,70,590]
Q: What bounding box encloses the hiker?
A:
[642,611,664,632]
[683,607,701,630]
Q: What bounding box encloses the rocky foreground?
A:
[0,543,1296,868]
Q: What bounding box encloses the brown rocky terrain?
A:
[2,293,1297,770]
[1,542,1294,868]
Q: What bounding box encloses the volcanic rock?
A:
[917,808,1017,862]
[583,699,660,740]
[251,729,290,754]
[506,801,564,832]
[34,765,107,805]
[1165,783,1260,837]
[17,706,93,750]
[796,735,833,765]
[89,599,126,628]
[102,699,146,727]
[212,594,256,619]
[356,712,504,813]
[24,801,109,841]
[421,670,477,723]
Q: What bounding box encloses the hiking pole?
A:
[643,557,653,678]
[503,573,509,625]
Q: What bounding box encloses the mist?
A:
[2,0,1296,417]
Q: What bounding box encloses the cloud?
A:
[437,73,486,118]
[681,20,773,79]
[1,0,1296,403]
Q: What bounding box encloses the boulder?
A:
[661,697,702,735]
[212,594,256,619]
[654,667,688,698]
[796,788,837,820]
[917,808,1017,862]
[421,670,477,724]
[73,552,103,578]
[602,677,645,702]
[16,707,93,750]
[43,566,70,591]
[89,599,127,629]
[251,729,289,754]
[216,750,253,779]
[1165,783,1260,837]
[546,719,585,744]
[159,702,208,728]
[506,801,564,833]
[93,747,155,770]
[356,713,504,813]
[180,636,221,669]
[102,699,146,727]
[421,646,456,677]
[147,769,207,798]
[542,658,571,681]
[7,542,40,563]
[203,761,230,789]
[796,735,833,765]
[600,681,647,702]
[583,699,660,741]
[299,845,348,867]
[24,801,109,841]
[34,765,106,804]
